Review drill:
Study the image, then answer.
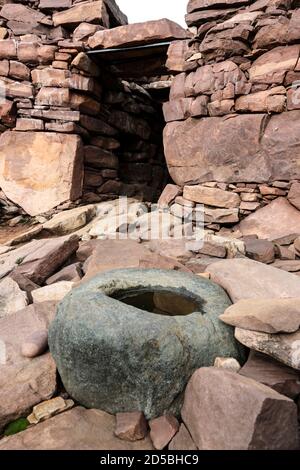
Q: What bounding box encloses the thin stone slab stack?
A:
[163,0,300,231]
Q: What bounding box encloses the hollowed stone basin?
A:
[49,268,245,418]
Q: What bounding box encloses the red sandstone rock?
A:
[288,182,300,211]
[182,368,299,450]
[149,415,179,450]
[164,112,300,186]
[249,45,300,84]
[244,239,275,264]
[206,258,300,302]
[53,1,110,28]
[115,412,148,442]
[240,351,300,399]
[220,298,300,334]
[0,302,57,431]
[0,234,80,284]
[158,184,182,208]
[235,87,286,113]
[237,198,300,240]
[0,408,153,450]
[21,330,48,358]
[187,0,250,13]
[46,263,82,285]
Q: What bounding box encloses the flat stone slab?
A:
[0,302,57,431]
[206,259,300,302]
[88,19,189,49]
[163,112,300,186]
[0,234,79,284]
[235,327,300,371]
[0,407,153,450]
[220,298,300,334]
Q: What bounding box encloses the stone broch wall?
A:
[0,0,183,218]
[0,0,300,231]
[163,0,300,233]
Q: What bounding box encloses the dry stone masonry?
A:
[163,0,300,233]
[0,0,300,452]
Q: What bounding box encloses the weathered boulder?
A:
[0,131,84,216]
[0,235,79,284]
[236,198,300,240]
[235,87,286,113]
[0,408,153,450]
[220,298,300,334]
[0,302,57,431]
[163,112,300,186]
[181,367,298,450]
[53,1,110,28]
[49,269,244,419]
[32,281,74,303]
[88,19,189,49]
[206,258,300,302]
[240,351,300,399]
[235,328,300,371]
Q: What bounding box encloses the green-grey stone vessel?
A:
[49,268,245,418]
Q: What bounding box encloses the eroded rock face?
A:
[0,131,84,216]
[164,112,300,185]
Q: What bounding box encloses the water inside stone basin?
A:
[111,289,202,316]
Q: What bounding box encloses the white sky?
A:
[117,0,187,27]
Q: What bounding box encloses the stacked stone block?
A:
[163,0,300,232]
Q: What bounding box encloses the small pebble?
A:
[21,330,48,358]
